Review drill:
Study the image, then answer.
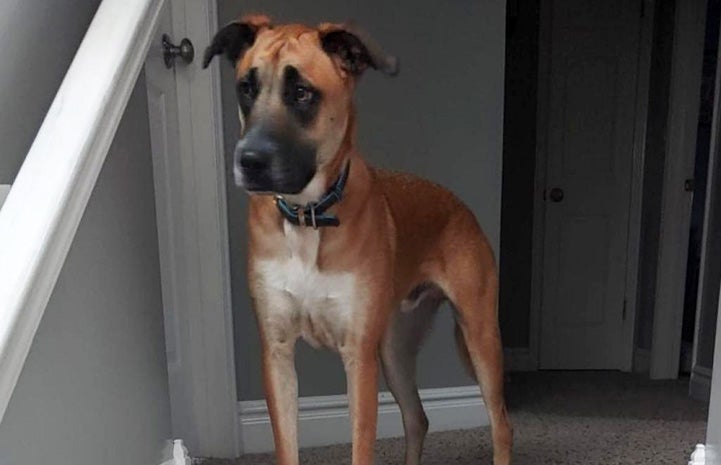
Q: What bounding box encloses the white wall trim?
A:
[650,0,707,380]
[690,365,713,402]
[0,0,165,424]
[238,386,487,454]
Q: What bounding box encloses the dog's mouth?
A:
[234,165,268,192]
[235,164,316,196]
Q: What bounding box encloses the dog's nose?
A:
[239,149,269,170]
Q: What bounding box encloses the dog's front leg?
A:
[342,341,380,465]
[255,296,299,465]
[261,334,298,465]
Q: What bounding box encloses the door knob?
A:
[548,187,564,202]
[162,34,194,69]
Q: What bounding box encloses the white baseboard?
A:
[504,347,536,371]
[690,366,712,402]
[238,385,487,454]
[633,348,651,373]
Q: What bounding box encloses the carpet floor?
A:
[199,371,708,464]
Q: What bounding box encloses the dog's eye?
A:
[239,80,254,98]
[294,86,313,104]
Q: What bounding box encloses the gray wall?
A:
[0,76,171,465]
[0,2,171,462]
[218,0,506,400]
[0,0,101,184]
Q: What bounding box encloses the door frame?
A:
[529,0,656,371]
[702,283,721,463]
[649,0,707,380]
[691,11,721,399]
[146,0,240,457]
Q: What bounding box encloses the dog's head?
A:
[203,14,398,197]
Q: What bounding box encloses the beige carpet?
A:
[198,371,708,464]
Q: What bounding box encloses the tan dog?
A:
[203,14,512,465]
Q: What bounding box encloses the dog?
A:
[203,14,512,465]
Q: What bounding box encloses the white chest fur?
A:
[256,223,358,350]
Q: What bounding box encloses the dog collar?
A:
[274,161,350,228]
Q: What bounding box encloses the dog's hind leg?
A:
[442,239,513,465]
[380,287,442,465]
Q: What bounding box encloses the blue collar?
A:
[274,161,350,228]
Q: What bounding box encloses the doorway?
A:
[532,0,650,370]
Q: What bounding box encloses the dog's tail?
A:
[453,320,476,379]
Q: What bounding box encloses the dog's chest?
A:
[258,224,357,349]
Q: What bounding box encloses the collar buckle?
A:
[309,204,318,229]
[292,203,319,229]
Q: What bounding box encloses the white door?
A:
[145,1,189,446]
[144,0,238,457]
[539,0,643,369]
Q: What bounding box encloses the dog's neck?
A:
[275,160,351,228]
[272,156,372,236]
[283,106,357,206]
[251,106,373,237]
[281,156,349,206]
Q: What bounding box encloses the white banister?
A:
[0,0,165,422]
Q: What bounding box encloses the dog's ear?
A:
[318,22,399,77]
[202,14,271,68]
